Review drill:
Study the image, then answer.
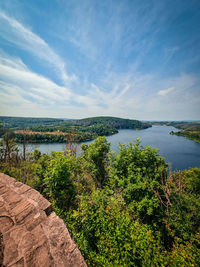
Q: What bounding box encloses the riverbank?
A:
[13,126,200,171]
[170,130,200,143]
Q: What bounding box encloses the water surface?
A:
[19,126,200,171]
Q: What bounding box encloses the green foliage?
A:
[32,153,51,193]
[77,116,151,129]
[169,234,200,266]
[0,116,64,129]
[15,132,67,143]
[81,136,110,187]
[166,169,200,241]
[0,136,199,266]
[44,152,77,211]
[67,189,168,266]
[0,160,41,188]
[109,139,168,224]
[0,130,18,161]
[1,116,151,143]
[31,149,42,161]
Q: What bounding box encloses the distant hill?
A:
[0,116,152,143]
[76,116,151,129]
[151,121,200,131]
[0,116,64,129]
[151,120,200,143]
[0,116,151,130]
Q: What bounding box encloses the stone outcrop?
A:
[0,173,87,267]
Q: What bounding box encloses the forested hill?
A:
[0,116,65,129]
[76,116,151,129]
[0,116,151,130]
[0,116,151,143]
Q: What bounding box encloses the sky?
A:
[0,0,200,120]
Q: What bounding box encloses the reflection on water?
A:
[18,126,200,171]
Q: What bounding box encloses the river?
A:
[18,125,200,171]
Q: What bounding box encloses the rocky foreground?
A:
[0,173,87,267]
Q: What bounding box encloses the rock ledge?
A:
[0,173,87,267]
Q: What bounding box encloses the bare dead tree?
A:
[23,133,28,161]
[65,130,77,156]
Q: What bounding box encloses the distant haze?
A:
[0,0,200,120]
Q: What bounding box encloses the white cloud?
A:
[0,10,77,84]
[0,53,132,114]
[0,54,72,107]
[0,56,199,120]
[158,87,174,96]
[0,31,198,120]
[0,81,30,105]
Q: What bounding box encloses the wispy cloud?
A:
[0,53,72,105]
[0,51,139,119]
[0,10,76,84]
[0,1,199,120]
[0,50,199,120]
[0,52,132,114]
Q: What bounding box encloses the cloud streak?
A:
[1,50,199,120]
[0,54,72,105]
[0,1,199,120]
[0,10,76,84]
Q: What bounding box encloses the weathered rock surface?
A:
[0,173,87,267]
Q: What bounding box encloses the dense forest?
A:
[0,116,66,129]
[0,132,199,266]
[0,116,151,143]
[76,116,151,129]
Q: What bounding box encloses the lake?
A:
[19,125,200,171]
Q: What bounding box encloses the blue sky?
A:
[0,0,199,120]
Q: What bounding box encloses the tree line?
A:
[170,130,200,143]
[0,116,151,144]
